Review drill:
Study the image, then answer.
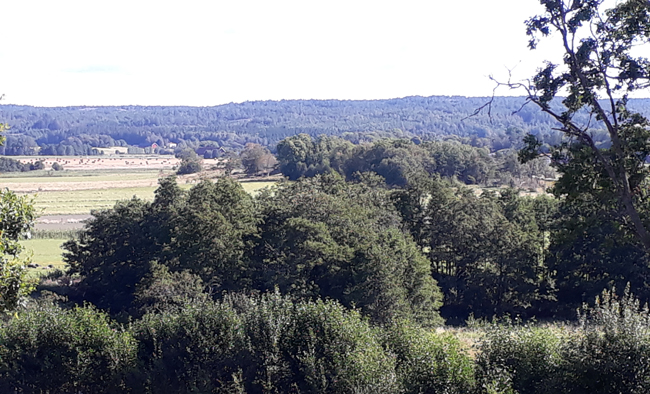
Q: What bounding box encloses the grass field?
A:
[20,238,68,270]
[27,181,277,215]
[240,181,277,194]
[30,187,167,215]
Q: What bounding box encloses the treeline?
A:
[3,288,649,393]
[44,169,624,323]
[276,134,555,186]
[2,95,649,154]
[60,175,443,325]
[0,157,45,172]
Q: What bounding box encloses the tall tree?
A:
[240,143,277,175]
[251,173,444,326]
[517,0,650,251]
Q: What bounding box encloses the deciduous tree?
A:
[516,0,650,252]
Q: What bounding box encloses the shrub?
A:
[132,292,399,394]
[272,295,398,393]
[176,158,202,175]
[555,286,650,394]
[132,301,247,393]
[0,304,137,394]
[475,322,562,394]
[132,263,209,317]
[383,321,475,394]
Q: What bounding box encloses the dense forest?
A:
[273,134,555,187]
[1,96,650,155]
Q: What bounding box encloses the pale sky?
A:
[0,0,576,107]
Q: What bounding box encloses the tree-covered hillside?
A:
[2,96,648,155]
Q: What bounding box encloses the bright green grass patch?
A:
[240,181,277,194]
[20,238,67,268]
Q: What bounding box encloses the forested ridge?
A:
[2,95,649,154]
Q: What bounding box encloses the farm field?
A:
[20,238,68,274]
[13,155,223,171]
[30,187,166,215]
[11,176,278,272]
[1,160,280,274]
[25,181,277,215]
[0,157,279,215]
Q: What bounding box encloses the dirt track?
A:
[35,215,92,230]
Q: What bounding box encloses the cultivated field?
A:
[1,158,279,273]
[15,155,224,171]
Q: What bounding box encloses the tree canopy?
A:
[517,0,650,252]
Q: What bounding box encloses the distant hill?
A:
[1,96,648,155]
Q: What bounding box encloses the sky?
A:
[0,0,574,107]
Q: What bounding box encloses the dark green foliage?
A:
[240,142,277,175]
[276,134,506,186]
[65,172,443,326]
[3,95,650,155]
[132,263,209,317]
[0,157,47,172]
[555,286,650,394]
[343,139,434,186]
[0,189,36,313]
[547,200,649,316]
[5,290,650,393]
[132,292,399,394]
[252,173,444,326]
[0,157,26,172]
[476,323,562,394]
[422,140,494,184]
[0,304,137,394]
[64,177,257,314]
[175,148,203,174]
[169,178,259,290]
[383,321,475,394]
[476,288,650,394]
[132,299,247,393]
[64,197,160,312]
[521,0,650,252]
[176,158,202,175]
[394,177,554,322]
[28,160,45,170]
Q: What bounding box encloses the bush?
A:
[51,162,63,171]
[131,292,399,394]
[383,321,475,394]
[176,158,202,175]
[554,286,650,394]
[475,322,562,394]
[267,294,398,393]
[132,301,246,393]
[0,304,137,393]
